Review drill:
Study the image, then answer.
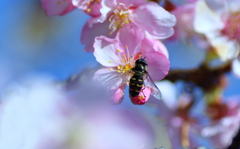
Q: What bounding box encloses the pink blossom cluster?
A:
[168,0,240,77]
[41,0,176,104]
[40,0,240,148]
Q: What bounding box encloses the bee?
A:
[129,57,162,100]
[93,57,162,102]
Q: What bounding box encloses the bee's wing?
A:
[144,72,162,100]
[93,68,131,90]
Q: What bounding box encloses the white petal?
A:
[207,34,240,61]
[93,36,123,67]
[194,0,224,33]
[232,58,240,78]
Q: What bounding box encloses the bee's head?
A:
[135,57,148,66]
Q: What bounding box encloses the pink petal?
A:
[73,0,102,17]
[130,87,151,105]
[93,36,123,67]
[41,0,75,16]
[93,68,125,90]
[115,0,146,7]
[111,87,125,104]
[134,2,176,39]
[140,37,169,58]
[86,3,102,17]
[117,24,144,57]
[81,21,116,52]
[142,52,170,81]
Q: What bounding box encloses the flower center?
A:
[221,12,240,42]
[108,3,136,35]
[109,46,138,74]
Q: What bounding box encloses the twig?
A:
[164,61,232,92]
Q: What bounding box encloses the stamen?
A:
[108,3,134,34]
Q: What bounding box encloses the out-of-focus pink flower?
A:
[201,99,240,148]
[0,77,72,149]
[194,0,240,61]
[41,0,76,16]
[93,26,170,104]
[0,75,156,149]
[149,81,201,149]
[81,0,176,52]
[170,2,196,41]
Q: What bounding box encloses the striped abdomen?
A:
[129,74,144,97]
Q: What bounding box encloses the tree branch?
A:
[164,61,232,92]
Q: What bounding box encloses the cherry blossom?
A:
[81,0,176,52]
[170,2,196,41]
[0,75,155,149]
[93,26,170,104]
[194,0,240,61]
[41,0,76,16]
[148,81,203,149]
[201,99,240,148]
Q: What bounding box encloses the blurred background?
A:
[0,0,240,148]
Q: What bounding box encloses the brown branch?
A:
[164,61,232,92]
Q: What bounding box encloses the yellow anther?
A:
[86,2,90,5]
[86,8,91,12]
[108,60,112,63]
[110,68,113,71]
[117,49,121,52]
[117,66,121,69]
[117,70,121,73]
[123,55,126,57]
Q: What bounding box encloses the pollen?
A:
[108,3,135,34]
[139,95,145,100]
